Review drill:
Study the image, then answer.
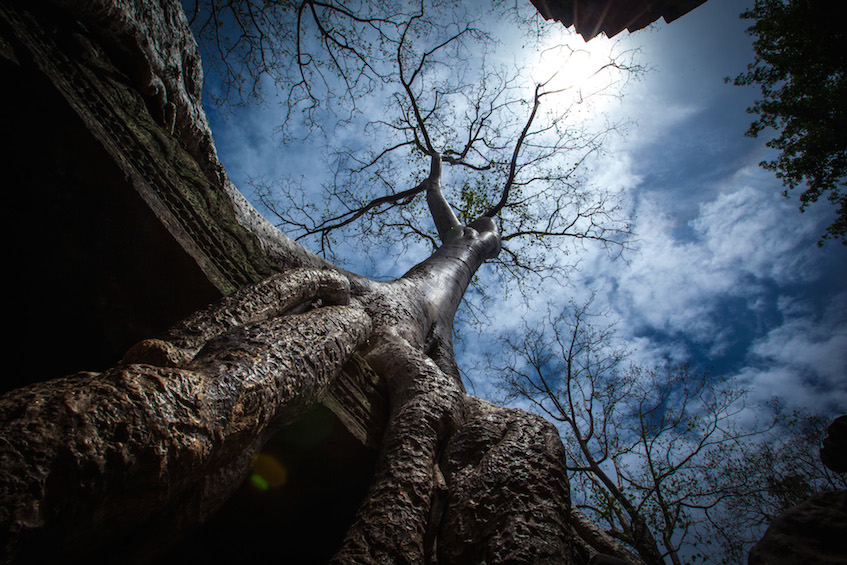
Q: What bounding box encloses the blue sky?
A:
[200,0,847,419]
[577,0,847,416]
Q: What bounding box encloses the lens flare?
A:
[249,452,288,491]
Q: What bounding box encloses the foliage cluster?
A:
[730,0,847,245]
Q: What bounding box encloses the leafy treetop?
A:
[729,0,847,245]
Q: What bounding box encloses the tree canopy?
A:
[729,0,847,245]
[184,0,643,298]
[181,1,846,560]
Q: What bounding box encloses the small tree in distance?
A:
[495,297,775,564]
[696,410,847,563]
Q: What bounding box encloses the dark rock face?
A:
[748,490,847,565]
[157,403,378,565]
[821,416,847,473]
[1,0,279,387]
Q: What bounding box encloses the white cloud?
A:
[577,154,831,347]
[606,193,735,339]
[692,171,821,284]
[740,294,847,413]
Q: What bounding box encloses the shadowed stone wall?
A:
[2,1,278,387]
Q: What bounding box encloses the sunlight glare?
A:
[530,30,627,113]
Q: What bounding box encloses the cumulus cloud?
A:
[739,294,847,412]
[590,193,735,345]
[587,155,830,339]
[692,177,822,284]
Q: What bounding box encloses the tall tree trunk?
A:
[0,224,578,563]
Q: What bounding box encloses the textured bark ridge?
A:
[0,269,371,562]
[332,339,465,564]
[0,1,645,563]
[438,397,574,564]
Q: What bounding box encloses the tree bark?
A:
[0,269,371,563]
[0,222,580,564]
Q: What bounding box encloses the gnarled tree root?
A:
[0,269,370,563]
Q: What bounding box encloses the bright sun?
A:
[530,30,629,112]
